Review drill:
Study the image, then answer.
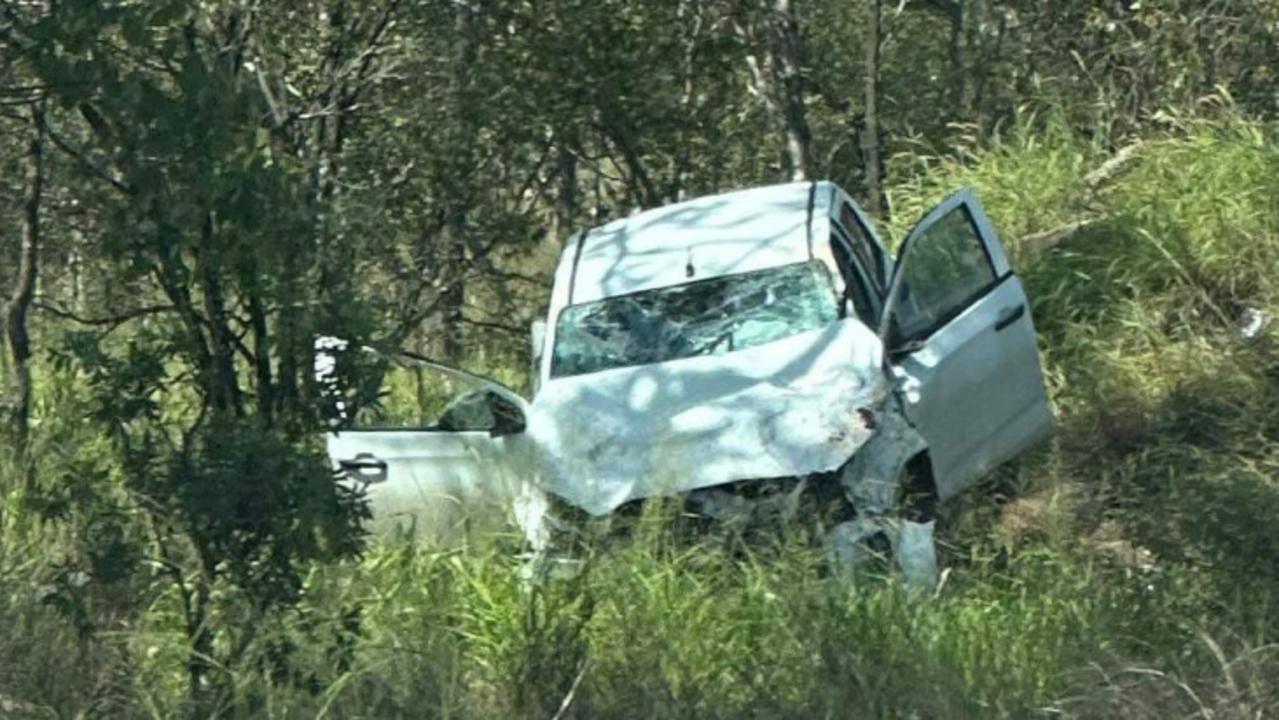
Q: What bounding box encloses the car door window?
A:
[329,351,526,433]
[434,390,525,434]
[892,205,997,341]
[351,364,488,430]
[839,202,886,290]
[830,230,877,326]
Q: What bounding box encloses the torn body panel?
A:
[837,400,927,516]
[520,392,939,590]
[825,402,936,586]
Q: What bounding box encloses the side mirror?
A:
[488,393,527,437]
[529,319,547,393]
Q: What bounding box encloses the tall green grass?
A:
[240,536,1145,719]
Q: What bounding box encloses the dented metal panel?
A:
[525,317,886,516]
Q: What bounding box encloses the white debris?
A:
[511,482,552,553]
[826,515,892,568]
[897,519,939,593]
[1238,307,1270,341]
[314,335,351,424]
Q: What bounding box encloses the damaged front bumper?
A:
[517,400,939,587]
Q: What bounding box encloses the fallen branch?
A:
[550,659,590,720]
[1083,142,1144,191]
[1020,219,1101,255]
[459,317,525,335]
[1018,143,1144,256]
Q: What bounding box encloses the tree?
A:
[3,99,42,462]
[735,0,816,181]
[5,1,376,710]
[861,0,883,218]
[2,0,1279,713]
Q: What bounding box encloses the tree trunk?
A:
[738,0,815,182]
[911,1,966,124]
[196,213,244,418]
[671,0,703,201]
[948,2,965,115]
[861,0,884,219]
[961,0,981,120]
[246,292,274,428]
[771,0,814,181]
[5,102,44,461]
[441,211,467,363]
[599,105,661,208]
[555,138,578,239]
[440,2,481,362]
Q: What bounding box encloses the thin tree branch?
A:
[43,120,132,194]
[34,300,176,329]
[483,269,552,288]
[458,317,524,335]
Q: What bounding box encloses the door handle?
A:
[339,453,388,484]
[994,304,1026,332]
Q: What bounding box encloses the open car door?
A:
[324,353,536,541]
[880,189,1051,499]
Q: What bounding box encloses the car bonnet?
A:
[525,317,887,516]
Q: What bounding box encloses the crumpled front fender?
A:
[828,398,937,590]
[838,399,928,516]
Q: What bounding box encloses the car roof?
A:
[562,181,830,305]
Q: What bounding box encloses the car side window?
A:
[830,231,877,326]
[893,205,996,341]
[839,203,885,290]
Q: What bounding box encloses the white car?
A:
[327,181,1052,573]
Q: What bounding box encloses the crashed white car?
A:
[328,181,1052,571]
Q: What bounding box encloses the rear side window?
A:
[893,206,996,341]
[830,232,877,327]
[839,203,885,289]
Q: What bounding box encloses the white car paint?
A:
[327,428,535,538]
[560,182,828,306]
[879,188,1053,498]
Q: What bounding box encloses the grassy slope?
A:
[3,116,1278,719]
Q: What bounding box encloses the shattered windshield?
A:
[552,261,840,378]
